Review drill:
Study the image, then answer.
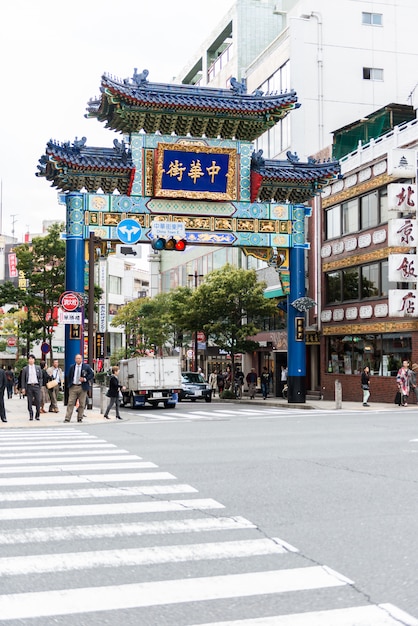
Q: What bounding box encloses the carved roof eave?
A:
[85,72,300,141]
[36,139,134,194]
[251,153,341,203]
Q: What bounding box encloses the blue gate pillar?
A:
[64,193,85,379]
[287,204,310,403]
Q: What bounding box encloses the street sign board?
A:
[60,292,80,312]
[58,310,82,325]
[151,221,186,238]
[117,219,142,244]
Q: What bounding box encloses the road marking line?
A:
[0,516,256,545]
[0,454,141,466]
[0,538,296,575]
[0,498,224,520]
[190,603,418,625]
[1,483,197,502]
[0,461,157,474]
[0,567,349,619]
[0,471,176,487]
[0,443,117,451]
[0,448,131,458]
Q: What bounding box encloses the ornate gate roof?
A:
[85,69,300,141]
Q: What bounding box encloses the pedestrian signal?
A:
[151,237,187,251]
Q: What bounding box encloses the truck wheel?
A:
[129,394,135,409]
[205,395,212,403]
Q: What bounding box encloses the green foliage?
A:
[220,389,236,400]
[0,223,66,357]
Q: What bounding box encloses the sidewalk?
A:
[0,390,404,428]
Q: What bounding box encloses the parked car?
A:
[179,372,212,402]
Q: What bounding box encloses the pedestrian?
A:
[217,370,225,396]
[39,361,50,414]
[47,358,63,413]
[361,365,370,407]
[224,365,232,390]
[208,369,218,398]
[246,368,257,399]
[0,367,7,422]
[261,366,271,400]
[65,354,94,423]
[396,360,411,406]
[5,366,14,399]
[280,364,288,396]
[410,363,418,403]
[21,354,42,421]
[104,366,124,420]
[234,366,244,397]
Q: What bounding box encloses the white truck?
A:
[119,357,181,409]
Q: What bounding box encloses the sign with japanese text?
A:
[58,310,82,325]
[8,253,18,278]
[155,143,237,201]
[388,218,417,247]
[389,289,418,317]
[151,220,186,238]
[387,183,416,212]
[98,304,106,333]
[388,254,418,282]
[295,317,305,341]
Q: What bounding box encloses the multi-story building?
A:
[317,106,418,402]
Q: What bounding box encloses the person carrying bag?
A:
[104,366,124,420]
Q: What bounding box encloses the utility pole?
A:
[188,269,203,371]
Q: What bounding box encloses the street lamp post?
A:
[188,269,203,371]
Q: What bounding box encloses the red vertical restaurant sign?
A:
[8,253,18,278]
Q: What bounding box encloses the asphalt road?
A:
[1,402,418,625]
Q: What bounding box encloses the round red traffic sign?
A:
[60,292,80,312]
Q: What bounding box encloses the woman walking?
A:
[361,366,370,407]
[104,366,124,420]
[397,360,411,406]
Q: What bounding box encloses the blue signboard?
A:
[117,219,142,244]
[155,143,237,201]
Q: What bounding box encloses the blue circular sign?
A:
[116,219,142,244]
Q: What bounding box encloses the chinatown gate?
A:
[37,69,340,403]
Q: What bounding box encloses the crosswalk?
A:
[0,428,416,625]
[122,406,308,421]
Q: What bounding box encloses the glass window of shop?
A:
[325,187,387,240]
[326,333,411,376]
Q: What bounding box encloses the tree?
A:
[189,264,278,368]
[0,223,65,358]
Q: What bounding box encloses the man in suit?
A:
[65,354,94,423]
[0,367,7,422]
[21,354,43,420]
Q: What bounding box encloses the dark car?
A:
[179,372,212,402]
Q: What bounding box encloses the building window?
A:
[363,67,384,81]
[326,333,411,376]
[325,260,391,304]
[325,188,387,240]
[362,12,382,26]
[108,275,122,294]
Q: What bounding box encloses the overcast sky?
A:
[0,0,234,241]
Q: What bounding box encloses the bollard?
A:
[335,379,342,410]
[100,386,105,414]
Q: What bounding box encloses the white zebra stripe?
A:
[1,483,197,502]
[0,471,176,486]
[190,604,418,625]
[0,448,131,458]
[0,498,224,520]
[0,567,350,620]
[0,454,141,466]
[0,461,157,474]
[0,516,256,545]
[0,442,117,451]
[0,538,293,575]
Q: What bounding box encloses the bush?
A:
[220,389,236,400]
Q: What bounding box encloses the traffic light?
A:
[151,237,187,251]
